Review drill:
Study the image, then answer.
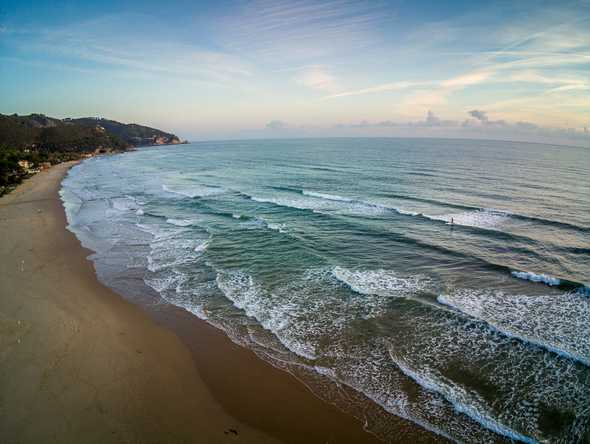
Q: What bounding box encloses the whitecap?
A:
[110,196,139,212]
[267,222,288,233]
[162,183,225,198]
[438,289,590,367]
[332,267,431,298]
[391,354,537,444]
[194,240,209,253]
[166,218,195,227]
[250,195,387,217]
[394,208,419,216]
[511,270,561,286]
[302,190,355,202]
[215,270,318,360]
[386,306,590,443]
[423,209,509,229]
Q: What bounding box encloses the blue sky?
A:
[1,0,589,144]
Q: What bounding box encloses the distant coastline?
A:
[0,113,187,196]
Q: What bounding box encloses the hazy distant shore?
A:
[0,163,395,443]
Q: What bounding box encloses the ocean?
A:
[60,138,590,443]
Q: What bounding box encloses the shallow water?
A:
[61,138,590,443]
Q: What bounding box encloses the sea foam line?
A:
[166,218,195,227]
[511,270,589,295]
[390,354,537,444]
[293,190,519,231]
[438,291,590,368]
[331,267,431,298]
[511,270,561,286]
[162,183,225,198]
[302,190,355,202]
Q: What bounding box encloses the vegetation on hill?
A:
[0,113,184,196]
[70,117,181,146]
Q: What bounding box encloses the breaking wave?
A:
[423,209,510,229]
[331,267,432,298]
[162,183,225,198]
[438,289,590,367]
[511,270,589,294]
[391,355,536,443]
[511,270,561,286]
[166,218,196,227]
[302,190,355,202]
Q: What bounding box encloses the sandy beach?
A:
[0,163,281,443]
[0,163,403,443]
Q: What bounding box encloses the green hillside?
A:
[0,113,184,195]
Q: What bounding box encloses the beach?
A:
[0,163,396,443]
[0,163,283,443]
[4,136,586,443]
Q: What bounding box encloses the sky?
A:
[1,0,589,145]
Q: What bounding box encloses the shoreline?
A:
[0,163,428,442]
[0,163,278,443]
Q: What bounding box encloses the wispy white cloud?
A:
[323,69,493,100]
[9,14,254,86]
[218,0,395,63]
[294,65,339,92]
[323,81,422,99]
[440,70,492,88]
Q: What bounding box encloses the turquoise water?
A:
[61,138,590,443]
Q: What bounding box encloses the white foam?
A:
[238,217,267,230]
[424,209,509,229]
[385,305,590,443]
[394,208,419,216]
[136,209,144,216]
[250,195,323,211]
[250,195,387,217]
[111,196,139,212]
[438,289,590,367]
[302,190,419,218]
[302,190,355,202]
[166,218,195,227]
[332,267,431,298]
[215,270,318,360]
[142,223,206,273]
[162,183,225,198]
[511,270,561,286]
[267,222,288,233]
[391,354,537,444]
[144,271,184,293]
[194,240,209,253]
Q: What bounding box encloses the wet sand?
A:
[0,163,436,443]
